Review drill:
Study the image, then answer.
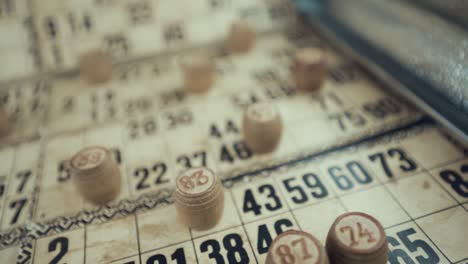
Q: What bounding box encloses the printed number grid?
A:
[22,125,468,264]
[0,1,465,264]
[0,0,39,81]
[0,31,420,231]
[1,0,295,77]
[1,32,438,261]
[0,34,431,264]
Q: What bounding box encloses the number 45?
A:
[388,228,440,264]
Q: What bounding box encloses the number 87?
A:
[276,238,313,263]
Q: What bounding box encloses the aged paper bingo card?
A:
[0,0,466,263]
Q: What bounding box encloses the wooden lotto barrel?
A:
[71,146,122,205]
[326,212,388,264]
[266,230,329,264]
[174,167,224,230]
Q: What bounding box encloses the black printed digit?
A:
[329,63,359,84]
[369,148,417,178]
[210,120,239,139]
[111,148,123,164]
[234,141,252,160]
[200,233,250,264]
[163,23,184,44]
[219,141,252,163]
[243,184,282,216]
[171,247,186,264]
[303,173,328,198]
[57,160,71,182]
[243,189,262,215]
[388,148,418,173]
[282,177,308,204]
[223,233,250,264]
[439,164,468,198]
[134,168,150,190]
[328,166,353,190]
[134,162,168,190]
[328,161,373,191]
[44,16,58,39]
[105,34,130,58]
[369,152,392,177]
[388,228,439,264]
[346,161,372,184]
[387,236,415,264]
[48,237,69,264]
[153,163,168,184]
[146,247,185,264]
[200,239,224,264]
[15,170,32,193]
[0,180,5,198]
[127,0,153,25]
[9,198,27,225]
[259,184,282,211]
[177,151,207,169]
[146,254,166,264]
[257,218,294,254]
[282,173,329,204]
[363,97,402,119]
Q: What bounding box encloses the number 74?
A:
[388,228,439,264]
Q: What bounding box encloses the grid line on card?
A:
[331,189,350,213]
[425,159,468,210]
[426,156,467,172]
[279,184,305,232]
[403,144,468,261]
[408,156,466,263]
[362,142,459,262]
[0,147,16,228]
[376,173,454,263]
[383,219,413,230]
[108,253,140,263]
[31,239,37,264]
[279,126,463,262]
[268,166,326,233]
[140,237,193,255]
[117,121,134,200]
[189,232,201,264]
[188,224,201,264]
[134,214,143,264]
[2,115,465,263]
[228,189,259,264]
[454,258,468,264]
[29,137,47,226]
[83,225,87,264]
[412,219,453,263]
